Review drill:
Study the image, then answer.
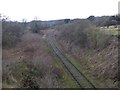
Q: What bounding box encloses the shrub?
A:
[56,20,112,49]
[11,62,40,88]
[9,60,64,88]
[2,21,24,48]
[30,23,39,33]
[85,27,112,49]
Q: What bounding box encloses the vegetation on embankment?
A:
[2,14,119,88]
[2,22,75,88]
[54,19,119,88]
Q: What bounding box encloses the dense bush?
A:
[29,21,50,32]
[30,22,39,33]
[2,21,24,48]
[56,20,112,49]
[84,27,112,49]
[7,60,64,88]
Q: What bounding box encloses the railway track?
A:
[47,32,97,89]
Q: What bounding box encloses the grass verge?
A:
[45,39,77,88]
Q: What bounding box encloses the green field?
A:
[100,25,120,35]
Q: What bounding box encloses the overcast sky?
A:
[0,0,119,21]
